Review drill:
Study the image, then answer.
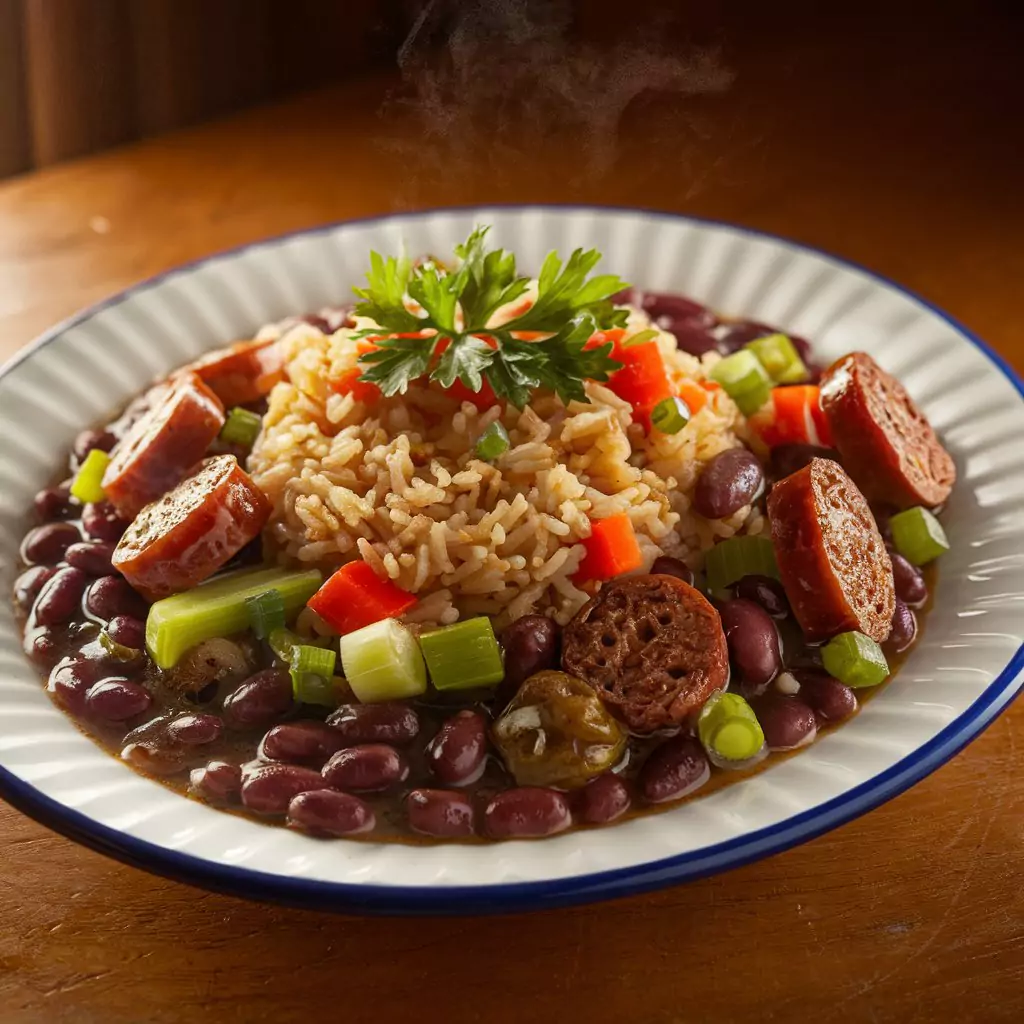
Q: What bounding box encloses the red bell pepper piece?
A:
[574,513,644,583]
[606,341,673,429]
[307,561,417,634]
[753,385,833,447]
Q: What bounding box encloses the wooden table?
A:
[1,17,1022,1023]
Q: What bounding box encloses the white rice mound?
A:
[248,307,763,629]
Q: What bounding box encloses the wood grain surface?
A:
[0,10,1022,1023]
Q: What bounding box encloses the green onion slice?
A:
[290,670,338,706]
[339,618,428,703]
[709,350,773,416]
[98,629,140,661]
[475,421,510,461]
[246,589,285,640]
[621,328,659,347]
[697,691,765,761]
[418,617,505,691]
[291,644,336,679]
[704,536,780,594]
[822,631,889,688]
[71,448,110,503]
[220,407,262,448]
[651,396,692,435]
[889,506,950,566]
[145,567,323,669]
[745,333,807,384]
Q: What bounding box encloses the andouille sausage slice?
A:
[112,455,270,600]
[819,352,955,508]
[181,338,286,408]
[102,373,225,520]
[562,575,728,734]
[768,457,894,643]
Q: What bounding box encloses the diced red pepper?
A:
[574,513,644,584]
[307,561,417,635]
[753,385,834,447]
[606,342,673,429]
[330,368,381,404]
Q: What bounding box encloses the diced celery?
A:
[710,350,772,415]
[822,631,889,688]
[889,506,950,566]
[704,536,780,594]
[70,449,110,503]
[745,333,807,384]
[145,567,322,669]
[419,617,504,691]
[339,618,427,702]
[221,407,262,447]
[697,691,764,761]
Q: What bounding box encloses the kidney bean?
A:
[325,702,419,745]
[484,787,573,839]
[168,713,223,745]
[241,763,325,815]
[795,671,858,721]
[670,322,719,356]
[499,616,560,697]
[86,678,152,721]
[33,484,76,522]
[887,600,917,654]
[753,695,817,750]
[693,448,764,519]
[25,627,60,666]
[260,722,345,766]
[287,789,375,836]
[73,428,117,465]
[84,574,148,622]
[105,614,146,650]
[650,556,695,586]
[890,553,927,607]
[641,292,713,327]
[716,320,775,354]
[405,789,476,838]
[48,657,102,714]
[121,742,187,776]
[33,567,87,626]
[14,566,56,610]
[222,670,294,730]
[734,574,789,618]
[20,522,80,566]
[81,501,129,542]
[322,744,407,792]
[575,774,631,825]
[190,761,242,803]
[770,444,839,480]
[718,598,782,689]
[65,540,116,577]
[427,711,488,786]
[638,736,710,804]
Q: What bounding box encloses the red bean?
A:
[322,744,407,792]
[887,600,917,654]
[73,428,117,464]
[81,501,129,542]
[33,567,87,626]
[33,485,76,522]
[86,678,152,721]
[167,713,223,745]
[733,574,789,618]
[20,522,80,565]
[222,670,294,730]
[325,702,420,745]
[718,598,782,689]
[638,736,710,804]
[121,742,187,776]
[287,789,375,836]
[84,574,148,622]
[47,657,102,715]
[260,722,344,766]
[484,787,572,839]
[650,556,695,586]
[65,540,116,576]
[693,448,765,519]
[14,566,56,610]
[716,320,776,354]
[890,553,927,607]
[498,616,561,699]
[105,614,146,650]
[190,761,242,803]
[241,763,324,815]
[25,627,60,666]
[427,710,487,786]
[575,774,631,825]
[795,671,858,721]
[405,789,476,838]
[753,695,817,750]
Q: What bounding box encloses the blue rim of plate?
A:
[1,204,1022,916]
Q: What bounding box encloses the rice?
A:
[248,312,762,629]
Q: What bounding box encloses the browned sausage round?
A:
[819,352,955,508]
[102,372,225,520]
[181,338,286,408]
[561,575,728,734]
[767,457,894,643]
[112,455,270,600]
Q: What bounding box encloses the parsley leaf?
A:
[433,335,495,391]
[358,334,436,396]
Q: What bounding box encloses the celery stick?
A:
[419,617,504,690]
[339,618,427,702]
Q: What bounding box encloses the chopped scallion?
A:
[651,396,692,435]
[292,644,336,679]
[99,628,140,661]
[339,618,427,703]
[705,536,780,594]
[290,670,338,706]
[475,421,510,461]
[889,506,949,566]
[745,333,807,384]
[288,645,338,706]
[220,406,262,447]
[822,631,889,688]
[418,617,504,691]
[71,448,110,503]
[710,350,773,416]
[697,692,765,762]
[621,328,659,347]
[245,589,285,640]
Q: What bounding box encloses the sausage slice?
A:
[182,338,286,408]
[819,352,955,508]
[102,373,225,520]
[767,457,894,643]
[562,575,728,734]
[112,455,270,601]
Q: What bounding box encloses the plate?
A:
[1,206,1022,915]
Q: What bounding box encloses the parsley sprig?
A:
[353,227,630,408]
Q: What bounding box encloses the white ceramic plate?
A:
[1,206,1022,914]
